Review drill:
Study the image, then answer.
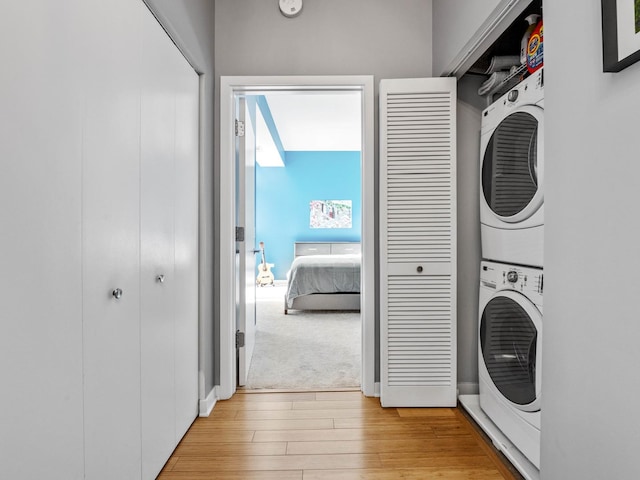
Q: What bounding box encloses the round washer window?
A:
[482,112,539,218]
[480,295,538,406]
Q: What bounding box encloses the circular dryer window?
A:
[482,110,540,219]
[480,295,538,407]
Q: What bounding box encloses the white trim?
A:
[360,78,375,398]
[198,386,218,417]
[374,382,381,398]
[220,75,376,400]
[197,73,208,407]
[219,79,236,401]
[440,0,532,78]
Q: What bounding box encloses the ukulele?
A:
[256,241,275,287]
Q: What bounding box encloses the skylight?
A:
[255,104,284,167]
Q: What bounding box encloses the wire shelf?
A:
[485,64,529,106]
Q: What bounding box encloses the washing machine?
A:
[480,69,544,268]
[479,260,542,469]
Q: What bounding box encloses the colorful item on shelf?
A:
[520,14,540,65]
[526,19,543,73]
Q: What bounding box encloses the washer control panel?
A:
[503,68,543,108]
[506,270,519,284]
[481,260,543,306]
[480,68,544,135]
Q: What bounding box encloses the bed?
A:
[284,242,361,314]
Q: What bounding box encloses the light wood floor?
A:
[159,390,525,480]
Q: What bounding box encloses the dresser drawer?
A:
[331,243,360,255]
[294,243,331,256]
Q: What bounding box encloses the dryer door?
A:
[481,105,544,224]
[479,290,542,412]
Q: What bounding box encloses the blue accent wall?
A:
[255,151,361,280]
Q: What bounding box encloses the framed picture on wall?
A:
[310,200,352,229]
[602,0,640,71]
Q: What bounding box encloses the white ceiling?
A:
[264,92,362,152]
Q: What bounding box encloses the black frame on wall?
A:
[602,0,640,72]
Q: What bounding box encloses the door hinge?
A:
[235,119,245,137]
[235,226,245,242]
[236,330,245,348]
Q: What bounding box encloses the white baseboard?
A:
[457,382,479,396]
[199,386,218,417]
[370,382,474,399]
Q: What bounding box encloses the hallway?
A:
[159,391,523,479]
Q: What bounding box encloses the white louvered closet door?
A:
[380,78,457,407]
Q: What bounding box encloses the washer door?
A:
[481,105,544,224]
[479,290,542,412]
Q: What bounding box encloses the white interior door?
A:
[81,1,143,477]
[173,45,200,442]
[0,1,85,477]
[380,77,457,407]
[140,9,178,479]
[236,98,257,386]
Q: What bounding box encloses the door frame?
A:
[219,75,375,399]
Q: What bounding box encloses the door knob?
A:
[417,266,423,273]
[156,274,165,283]
[112,288,123,299]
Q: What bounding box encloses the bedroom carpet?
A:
[245,282,361,390]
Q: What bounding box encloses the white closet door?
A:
[173,54,200,440]
[380,77,457,407]
[81,1,144,478]
[140,10,179,479]
[0,2,85,477]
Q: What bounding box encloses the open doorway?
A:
[245,91,362,390]
[219,76,375,400]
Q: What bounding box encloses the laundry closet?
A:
[433,1,543,479]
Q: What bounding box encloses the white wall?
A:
[214,0,433,383]
[542,1,640,478]
[432,0,502,76]
[144,0,217,397]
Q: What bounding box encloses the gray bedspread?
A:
[285,254,361,308]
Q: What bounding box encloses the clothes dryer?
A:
[481,69,544,267]
[479,260,542,469]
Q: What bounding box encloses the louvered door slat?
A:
[380,77,457,407]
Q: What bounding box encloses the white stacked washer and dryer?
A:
[478,68,544,470]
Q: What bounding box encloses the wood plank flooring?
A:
[158,391,524,480]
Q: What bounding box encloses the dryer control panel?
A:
[480,68,544,135]
[481,260,543,307]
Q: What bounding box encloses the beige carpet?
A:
[245,282,361,390]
